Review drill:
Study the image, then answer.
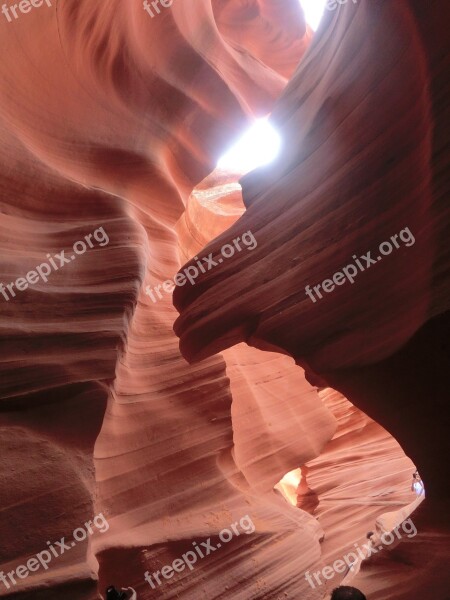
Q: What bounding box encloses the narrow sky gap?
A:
[217,118,281,172]
[300,0,328,32]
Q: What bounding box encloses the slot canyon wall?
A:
[0,1,448,599]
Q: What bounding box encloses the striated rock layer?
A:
[0,1,448,599]
[174,0,449,510]
[174,0,450,598]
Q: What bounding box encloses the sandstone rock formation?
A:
[0,0,448,599]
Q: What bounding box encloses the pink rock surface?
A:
[0,0,448,599]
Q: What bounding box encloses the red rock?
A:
[0,0,448,598]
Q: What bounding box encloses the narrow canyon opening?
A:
[0,1,448,600]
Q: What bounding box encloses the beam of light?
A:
[274,468,302,506]
[217,118,281,173]
[300,0,328,31]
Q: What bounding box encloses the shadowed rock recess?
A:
[0,1,448,599]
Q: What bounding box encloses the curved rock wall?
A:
[0,0,448,599]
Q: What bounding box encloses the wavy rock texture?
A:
[173,0,450,597]
[0,1,448,600]
[173,0,450,503]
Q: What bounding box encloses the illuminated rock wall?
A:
[0,0,448,599]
